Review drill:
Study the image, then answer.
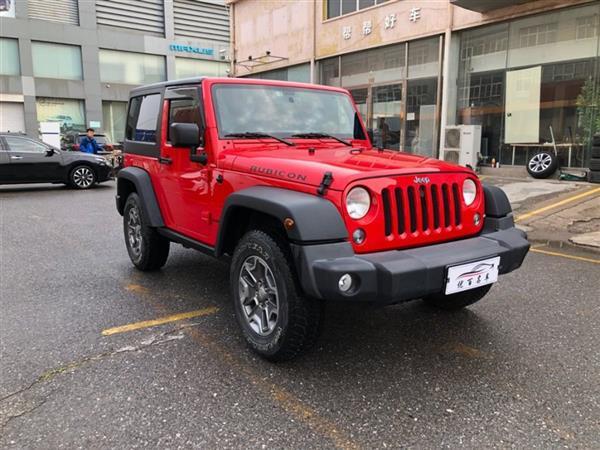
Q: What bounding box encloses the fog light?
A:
[474,213,481,226]
[338,274,353,293]
[352,228,366,244]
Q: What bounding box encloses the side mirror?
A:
[366,128,374,143]
[170,122,207,165]
[45,148,55,157]
[170,122,201,148]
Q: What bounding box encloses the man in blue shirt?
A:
[79,128,101,154]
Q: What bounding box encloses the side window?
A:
[167,89,202,142]
[126,94,161,143]
[4,136,48,153]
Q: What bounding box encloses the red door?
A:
[155,87,215,244]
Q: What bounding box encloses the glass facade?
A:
[99,49,166,85]
[102,101,127,143]
[326,0,388,19]
[319,37,441,155]
[455,3,600,167]
[175,57,229,78]
[247,64,311,83]
[36,98,86,134]
[0,38,20,76]
[32,42,82,80]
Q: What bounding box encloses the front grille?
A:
[381,181,462,237]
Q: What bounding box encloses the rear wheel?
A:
[123,193,170,271]
[422,285,492,311]
[70,165,96,189]
[231,230,321,361]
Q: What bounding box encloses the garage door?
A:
[0,102,25,133]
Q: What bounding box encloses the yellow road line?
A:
[515,186,600,223]
[101,307,219,336]
[530,248,600,264]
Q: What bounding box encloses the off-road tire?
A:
[423,285,492,311]
[591,147,600,159]
[231,230,321,362]
[589,158,600,171]
[123,192,170,271]
[527,151,558,179]
[69,165,96,189]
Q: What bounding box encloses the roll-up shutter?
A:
[96,0,165,36]
[174,0,230,43]
[28,0,79,25]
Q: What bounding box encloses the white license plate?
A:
[445,257,500,295]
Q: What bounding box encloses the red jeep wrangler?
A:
[116,77,529,361]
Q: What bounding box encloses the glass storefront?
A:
[0,38,20,76]
[36,97,86,134]
[175,57,229,78]
[247,63,311,83]
[455,3,600,167]
[102,101,127,143]
[99,49,166,85]
[32,42,82,80]
[319,36,441,155]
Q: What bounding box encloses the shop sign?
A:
[341,7,422,40]
[169,44,214,56]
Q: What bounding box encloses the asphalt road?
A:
[1,182,599,449]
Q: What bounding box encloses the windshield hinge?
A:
[317,171,334,196]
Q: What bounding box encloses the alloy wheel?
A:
[127,206,143,259]
[238,255,279,336]
[528,153,553,173]
[72,167,94,188]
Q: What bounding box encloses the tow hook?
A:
[317,171,334,196]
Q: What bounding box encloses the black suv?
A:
[0,133,113,189]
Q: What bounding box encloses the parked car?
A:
[0,133,113,189]
[116,77,529,361]
[62,132,121,152]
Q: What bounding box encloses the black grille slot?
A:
[442,184,451,227]
[419,185,429,231]
[394,188,405,234]
[431,185,440,230]
[452,183,462,226]
[407,186,417,233]
[382,188,392,236]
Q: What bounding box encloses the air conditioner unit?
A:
[442,125,482,168]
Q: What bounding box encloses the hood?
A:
[230,145,472,191]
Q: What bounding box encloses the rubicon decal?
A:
[250,166,307,182]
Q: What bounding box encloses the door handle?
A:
[10,155,23,160]
[158,156,172,165]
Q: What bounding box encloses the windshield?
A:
[212,84,363,140]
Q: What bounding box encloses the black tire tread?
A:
[231,230,320,362]
[123,193,170,271]
[526,151,558,179]
[423,284,492,311]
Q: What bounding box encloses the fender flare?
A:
[116,167,164,227]
[216,186,348,256]
[482,184,512,218]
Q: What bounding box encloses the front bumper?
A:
[292,219,529,304]
[96,164,113,182]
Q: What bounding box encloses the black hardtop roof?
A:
[129,77,206,96]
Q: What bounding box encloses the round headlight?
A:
[346,187,371,220]
[462,179,477,206]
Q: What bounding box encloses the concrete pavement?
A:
[1,182,599,448]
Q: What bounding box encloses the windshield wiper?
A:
[224,132,294,146]
[290,133,352,147]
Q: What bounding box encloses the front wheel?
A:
[70,165,96,189]
[123,193,170,271]
[422,285,492,311]
[231,230,321,361]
